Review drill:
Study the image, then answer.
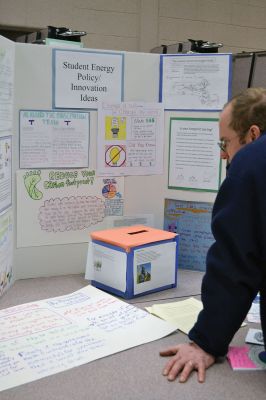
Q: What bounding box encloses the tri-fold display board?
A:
[0,35,232,288]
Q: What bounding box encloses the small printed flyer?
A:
[97,102,164,176]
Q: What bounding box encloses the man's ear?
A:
[249,125,261,141]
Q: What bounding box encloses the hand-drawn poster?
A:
[16,169,124,247]
[0,136,12,214]
[160,53,231,110]
[19,110,90,169]
[168,117,221,192]
[97,102,164,176]
[0,285,176,392]
[52,49,124,109]
[0,210,13,298]
[164,199,214,271]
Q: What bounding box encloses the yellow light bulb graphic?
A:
[110,147,120,166]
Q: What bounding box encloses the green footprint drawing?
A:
[23,170,43,200]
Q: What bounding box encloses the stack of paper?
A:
[146,297,203,334]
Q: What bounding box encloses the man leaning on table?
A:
[161,87,266,383]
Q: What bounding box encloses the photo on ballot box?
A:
[137,262,151,284]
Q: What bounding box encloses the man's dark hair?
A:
[228,88,266,143]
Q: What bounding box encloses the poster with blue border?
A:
[19,109,90,169]
[159,53,232,111]
[164,199,214,271]
[52,49,124,109]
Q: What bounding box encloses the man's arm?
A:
[160,149,266,382]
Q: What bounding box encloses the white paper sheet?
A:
[0,285,176,392]
[85,242,127,292]
[247,294,261,323]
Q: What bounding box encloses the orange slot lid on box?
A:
[90,225,177,252]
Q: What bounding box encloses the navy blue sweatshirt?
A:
[189,133,266,357]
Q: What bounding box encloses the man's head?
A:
[219,87,266,163]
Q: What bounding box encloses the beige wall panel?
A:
[231,4,266,28]
[159,17,192,40]
[159,20,218,46]
[139,0,159,52]
[42,1,75,28]
[247,27,266,49]
[159,0,198,19]
[231,0,249,4]
[73,9,138,37]
[208,23,249,48]
[249,0,266,6]
[159,17,211,42]
[82,34,138,51]
[0,0,27,26]
[74,0,140,13]
[222,45,263,53]
[196,0,231,24]
[25,1,74,28]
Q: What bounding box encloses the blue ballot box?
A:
[85,225,179,299]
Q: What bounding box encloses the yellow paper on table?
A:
[146,297,246,334]
[146,297,203,334]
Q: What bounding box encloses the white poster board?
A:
[0,285,176,392]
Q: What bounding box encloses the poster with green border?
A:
[168,117,221,192]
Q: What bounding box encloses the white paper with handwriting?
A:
[0,285,176,392]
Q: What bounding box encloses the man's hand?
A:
[160,342,215,383]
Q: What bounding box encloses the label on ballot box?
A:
[85,225,179,299]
